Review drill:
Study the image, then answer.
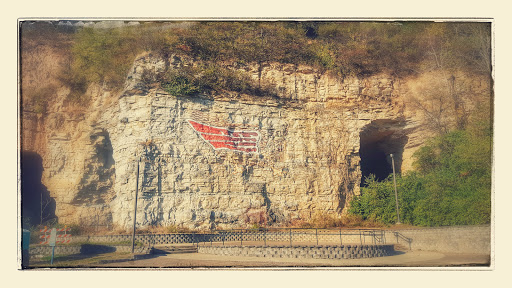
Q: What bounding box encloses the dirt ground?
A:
[28,241,491,269]
[92,250,490,269]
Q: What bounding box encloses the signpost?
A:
[131,157,141,254]
[22,229,31,268]
[49,228,57,264]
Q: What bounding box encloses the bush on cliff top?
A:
[160,63,279,97]
[22,21,491,104]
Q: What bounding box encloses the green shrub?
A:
[161,63,278,97]
[349,115,492,227]
[162,69,200,96]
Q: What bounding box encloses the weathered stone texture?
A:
[22,53,415,230]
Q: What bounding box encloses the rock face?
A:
[22,52,423,230]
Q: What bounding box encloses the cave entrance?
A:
[21,151,56,227]
[359,120,408,186]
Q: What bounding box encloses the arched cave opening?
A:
[359,120,408,187]
[21,151,56,227]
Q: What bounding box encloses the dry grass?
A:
[287,213,386,229]
[135,224,196,234]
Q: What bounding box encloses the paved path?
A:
[97,250,490,268]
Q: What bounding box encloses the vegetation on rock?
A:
[21,21,491,104]
[349,107,492,226]
[160,64,278,97]
[20,21,493,229]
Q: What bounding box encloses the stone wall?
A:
[30,245,81,256]
[198,244,395,260]
[68,230,376,245]
[29,244,151,256]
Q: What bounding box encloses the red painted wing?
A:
[188,120,260,153]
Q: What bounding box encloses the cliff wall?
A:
[21,51,427,230]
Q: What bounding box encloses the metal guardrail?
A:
[392,231,413,250]
[63,228,412,249]
[191,228,389,247]
[362,230,386,244]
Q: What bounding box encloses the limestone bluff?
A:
[22,51,431,230]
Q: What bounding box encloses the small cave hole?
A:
[21,151,57,227]
[359,120,408,187]
[360,141,393,183]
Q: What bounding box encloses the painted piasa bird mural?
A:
[188,120,260,153]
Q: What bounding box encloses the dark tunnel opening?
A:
[359,120,408,187]
[359,141,393,183]
[21,151,57,227]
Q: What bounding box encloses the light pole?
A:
[390,154,401,224]
[131,156,141,254]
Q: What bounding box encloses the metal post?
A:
[51,246,55,265]
[264,228,267,246]
[131,157,140,254]
[339,228,342,246]
[359,230,362,245]
[222,232,225,246]
[390,154,401,224]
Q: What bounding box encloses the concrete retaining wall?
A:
[35,225,490,255]
[30,246,81,256]
[389,225,491,254]
[69,230,374,245]
[30,245,151,256]
[198,245,395,259]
